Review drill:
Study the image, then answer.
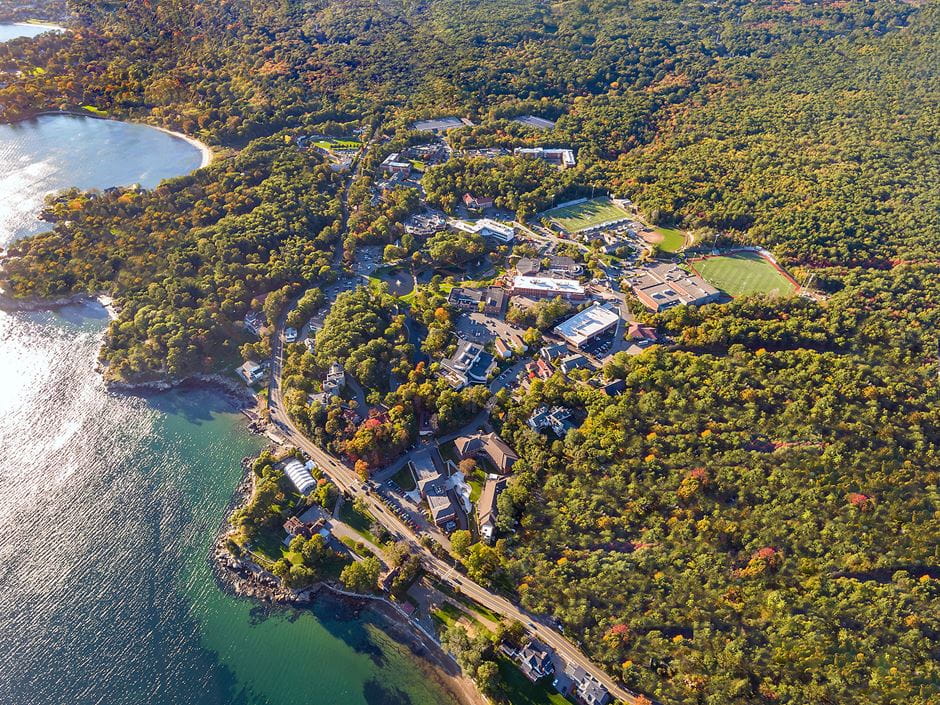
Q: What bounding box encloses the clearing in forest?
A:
[691,250,798,298]
[543,197,631,232]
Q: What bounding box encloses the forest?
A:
[0,0,937,702]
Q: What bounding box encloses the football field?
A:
[692,251,798,298]
[543,198,631,232]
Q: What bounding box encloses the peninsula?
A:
[0,2,937,705]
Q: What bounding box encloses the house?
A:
[548,256,582,277]
[554,303,621,348]
[380,152,412,177]
[494,338,512,359]
[601,379,626,396]
[534,358,553,379]
[528,405,576,436]
[540,343,569,362]
[463,193,494,211]
[454,432,519,473]
[282,458,317,495]
[515,640,554,681]
[628,262,720,312]
[410,448,457,529]
[304,338,316,353]
[244,311,267,336]
[476,475,506,543]
[627,321,658,346]
[283,516,308,538]
[285,327,298,343]
[511,276,586,300]
[558,662,611,705]
[323,362,345,396]
[559,353,590,375]
[448,286,507,315]
[513,146,576,168]
[439,339,496,389]
[237,360,268,385]
[515,257,541,276]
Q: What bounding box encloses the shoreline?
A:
[12,110,214,168]
[212,455,487,705]
[11,21,66,32]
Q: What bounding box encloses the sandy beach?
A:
[149,124,214,168]
[11,21,66,32]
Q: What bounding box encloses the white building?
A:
[282,458,317,495]
[553,303,620,348]
[511,275,586,300]
[513,146,576,168]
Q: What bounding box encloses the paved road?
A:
[265,138,644,705]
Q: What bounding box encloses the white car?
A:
[284,327,298,343]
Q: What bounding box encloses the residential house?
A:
[528,405,576,436]
[627,321,658,346]
[454,432,519,473]
[601,379,626,396]
[244,311,268,336]
[324,362,346,396]
[540,343,569,362]
[558,663,611,705]
[515,640,554,682]
[410,448,457,529]
[439,339,496,389]
[494,338,512,359]
[285,327,298,343]
[237,360,268,386]
[476,475,506,543]
[559,353,590,375]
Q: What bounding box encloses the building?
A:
[515,257,541,276]
[439,339,496,389]
[554,303,620,348]
[601,379,626,396]
[511,276,586,300]
[410,448,457,529]
[512,115,557,130]
[494,337,512,359]
[540,343,569,361]
[514,146,576,168]
[515,640,554,681]
[411,116,467,133]
[559,663,611,705]
[476,475,506,543]
[528,405,576,436]
[322,362,345,397]
[284,516,326,539]
[282,458,317,495]
[559,353,590,375]
[548,256,582,277]
[237,360,268,385]
[454,432,519,473]
[628,262,720,312]
[463,193,494,210]
[244,311,267,336]
[285,327,298,343]
[448,286,507,315]
[380,152,412,177]
[627,321,658,346]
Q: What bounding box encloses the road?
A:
[265,137,643,705]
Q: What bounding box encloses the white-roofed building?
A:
[511,276,586,300]
[554,303,620,348]
[282,458,317,495]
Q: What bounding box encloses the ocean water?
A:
[0,23,63,43]
[0,114,203,243]
[0,119,456,704]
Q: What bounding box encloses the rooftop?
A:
[512,275,585,296]
[554,303,620,346]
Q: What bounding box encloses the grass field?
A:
[543,198,630,232]
[692,251,797,298]
[653,225,686,253]
[496,658,570,705]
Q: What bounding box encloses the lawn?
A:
[543,198,631,233]
[692,251,798,298]
[337,500,380,544]
[496,657,571,705]
[653,225,686,253]
[313,138,361,150]
[390,465,416,492]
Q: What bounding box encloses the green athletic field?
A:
[544,197,631,232]
[692,251,798,297]
[653,225,686,253]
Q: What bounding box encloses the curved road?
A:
[265,133,643,705]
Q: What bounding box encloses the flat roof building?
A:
[554,303,620,348]
[511,276,586,300]
[514,146,576,168]
[628,262,720,312]
[439,339,496,389]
